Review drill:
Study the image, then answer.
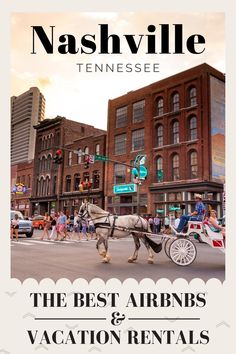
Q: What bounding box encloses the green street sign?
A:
[113,184,137,194]
[156,209,164,213]
[95,155,109,161]
[169,207,181,211]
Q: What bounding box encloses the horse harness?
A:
[79,204,148,238]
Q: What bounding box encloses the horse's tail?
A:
[144,235,162,253]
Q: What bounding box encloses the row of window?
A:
[114,150,198,184]
[38,155,52,172]
[156,150,198,182]
[68,144,100,166]
[114,116,197,156]
[65,171,100,192]
[16,174,31,188]
[115,86,197,128]
[115,129,144,155]
[36,171,101,197]
[37,176,53,197]
[39,133,56,151]
[156,116,197,147]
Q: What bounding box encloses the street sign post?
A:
[113,184,137,194]
[95,155,109,161]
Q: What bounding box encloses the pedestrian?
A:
[88,219,96,239]
[55,211,67,241]
[11,214,19,241]
[153,214,161,234]
[164,215,170,230]
[49,213,58,240]
[40,212,51,240]
[148,216,154,232]
[176,194,205,233]
[80,218,89,241]
[174,212,181,229]
[72,210,80,240]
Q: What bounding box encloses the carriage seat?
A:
[202,223,223,240]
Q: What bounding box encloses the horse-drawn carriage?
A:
[78,202,225,267]
[164,221,225,266]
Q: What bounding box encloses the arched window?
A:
[40,177,44,196]
[156,124,164,147]
[36,179,40,196]
[42,156,46,172]
[189,151,198,179]
[189,116,197,140]
[68,151,72,166]
[53,175,57,195]
[38,158,41,173]
[172,121,179,144]
[156,156,163,182]
[74,173,81,191]
[65,175,71,192]
[45,176,50,195]
[172,154,180,181]
[95,144,100,155]
[172,92,180,112]
[189,86,197,106]
[93,170,100,189]
[84,146,89,162]
[83,172,90,190]
[156,97,164,116]
[47,154,52,171]
[42,178,46,196]
[77,148,82,164]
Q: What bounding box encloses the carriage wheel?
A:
[164,237,176,258]
[169,238,197,266]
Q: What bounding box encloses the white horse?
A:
[78,202,162,264]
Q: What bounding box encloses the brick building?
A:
[30,116,106,215]
[11,160,34,217]
[105,63,225,218]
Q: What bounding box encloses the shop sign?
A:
[12,183,27,195]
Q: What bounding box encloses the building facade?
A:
[11,160,34,217]
[105,63,225,218]
[30,116,106,215]
[11,87,45,164]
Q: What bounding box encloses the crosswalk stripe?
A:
[25,240,55,245]
[12,241,33,246]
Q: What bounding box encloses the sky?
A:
[11,12,225,130]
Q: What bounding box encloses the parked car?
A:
[32,215,45,230]
[10,210,34,238]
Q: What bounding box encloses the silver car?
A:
[11,210,34,238]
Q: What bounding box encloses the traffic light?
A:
[84,155,89,169]
[53,149,63,164]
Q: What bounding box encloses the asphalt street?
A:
[11,230,225,282]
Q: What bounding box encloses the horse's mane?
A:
[88,203,109,215]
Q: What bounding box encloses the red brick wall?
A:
[105,63,225,214]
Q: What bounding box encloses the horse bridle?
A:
[79,204,90,220]
[79,203,111,224]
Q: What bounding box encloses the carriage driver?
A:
[175,194,205,233]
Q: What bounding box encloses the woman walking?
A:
[49,213,57,240]
[40,212,51,240]
[11,214,19,241]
